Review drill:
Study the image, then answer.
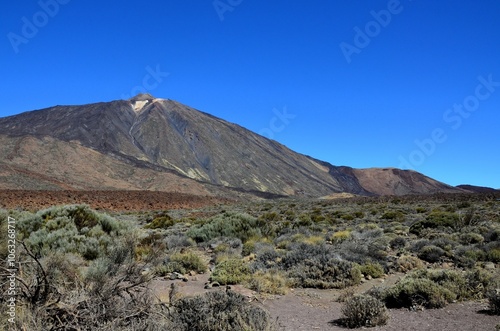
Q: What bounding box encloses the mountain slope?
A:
[0,94,464,197]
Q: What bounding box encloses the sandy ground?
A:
[151,272,499,331]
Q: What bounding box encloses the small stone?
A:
[189,270,197,276]
[211,282,220,287]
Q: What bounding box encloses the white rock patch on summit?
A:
[133,100,149,112]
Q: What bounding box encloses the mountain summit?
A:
[0,95,464,197]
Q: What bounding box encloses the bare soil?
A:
[0,190,232,211]
[152,273,499,331]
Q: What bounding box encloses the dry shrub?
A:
[339,294,389,328]
[170,290,278,331]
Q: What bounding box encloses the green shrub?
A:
[339,294,389,328]
[165,251,207,274]
[383,277,456,309]
[359,262,385,278]
[210,258,251,285]
[381,210,404,221]
[187,212,261,243]
[145,215,176,229]
[487,248,500,263]
[410,211,458,235]
[16,205,130,260]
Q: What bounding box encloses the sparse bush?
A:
[339,294,389,328]
[210,258,251,285]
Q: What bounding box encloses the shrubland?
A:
[1,192,499,329]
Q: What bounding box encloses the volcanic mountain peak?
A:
[129,93,158,112]
[0,96,466,197]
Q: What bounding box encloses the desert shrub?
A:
[454,245,487,265]
[459,232,484,245]
[295,213,313,227]
[187,212,261,243]
[165,234,195,250]
[383,277,456,309]
[339,294,389,328]
[487,248,500,263]
[242,236,263,256]
[353,211,365,218]
[17,205,129,260]
[98,214,121,234]
[210,237,243,252]
[170,290,277,331]
[145,214,176,229]
[0,212,9,260]
[210,258,251,285]
[164,251,207,274]
[331,230,351,243]
[282,243,361,289]
[250,244,282,271]
[389,236,407,249]
[487,289,500,315]
[410,211,458,235]
[462,268,496,300]
[358,262,385,278]
[396,255,424,272]
[416,207,427,213]
[418,245,446,263]
[336,230,389,265]
[381,210,405,221]
[383,268,494,309]
[3,234,164,331]
[246,270,288,295]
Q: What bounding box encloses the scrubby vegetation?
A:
[1,192,499,329]
[338,294,389,328]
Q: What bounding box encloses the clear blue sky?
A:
[1,0,499,188]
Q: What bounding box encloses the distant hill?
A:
[456,185,499,194]
[0,94,465,197]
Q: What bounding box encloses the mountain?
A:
[0,94,464,197]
